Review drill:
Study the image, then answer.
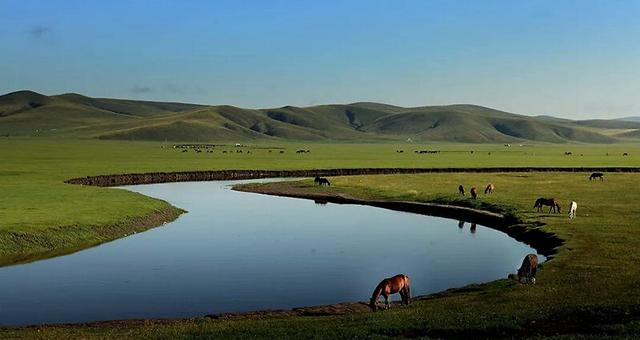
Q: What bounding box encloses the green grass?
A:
[1,138,640,339]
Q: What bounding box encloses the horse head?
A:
[533,198,541,208]
[369,298,378,311]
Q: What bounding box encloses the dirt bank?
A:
[65,167,640,187]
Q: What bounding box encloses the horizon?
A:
[1,1,639,119]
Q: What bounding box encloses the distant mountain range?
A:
[616,116,640,123]
[1,90,639,143]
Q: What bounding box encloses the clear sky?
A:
[1,0,639,118]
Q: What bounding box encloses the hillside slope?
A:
[0,90,631,143]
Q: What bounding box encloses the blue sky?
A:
[1,0,639,118]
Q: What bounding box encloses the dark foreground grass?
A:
[1,139,640,339]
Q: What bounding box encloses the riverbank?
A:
[234,182,562,258]
[0,204,183,267]
[2,140,640,339]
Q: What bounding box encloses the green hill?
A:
[0,90,633,143]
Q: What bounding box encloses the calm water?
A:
[0,179,542,326]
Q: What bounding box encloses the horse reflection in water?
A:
[457,221,477,233]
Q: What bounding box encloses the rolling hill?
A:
[0,90,637,143]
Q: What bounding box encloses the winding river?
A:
[0,179,543,326]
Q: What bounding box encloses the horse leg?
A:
[404,286,411,305]
[384,293,390,309]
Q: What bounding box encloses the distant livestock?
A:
[470,187,478,200]
[534,198,561,213]
[458,185,465,196]
[314,176,331,186]
[484,183,495,194]
[589,172,604,181]
[564,151,572,155]
[623,152,629,156]
[296,149,310,153]
[517,254,538,284]
[568,201,577,219]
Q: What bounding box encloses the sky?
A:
[1,0,639,119]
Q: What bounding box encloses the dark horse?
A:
[534,198,561,213]
[458,185,465,196]
[314,176,331,186]
[370,274,411,311]
[589,172,604,181]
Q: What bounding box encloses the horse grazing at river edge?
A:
[369,274,411,311]
[534,198,561,213]
[568,201,577,219]
[458,185,465,196]
[314,176,331,186]
[517,254,538,284]
[484,183,495,194]
[589,172,604,181]
[470,187,478,199]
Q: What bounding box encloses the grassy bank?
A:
[2,138,637,265]
[1,138,640,339]
[3,171,640,339]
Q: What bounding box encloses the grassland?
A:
[1,138,640,339]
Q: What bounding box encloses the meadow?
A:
[1,138,640,339]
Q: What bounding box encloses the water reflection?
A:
[0,179,542,326]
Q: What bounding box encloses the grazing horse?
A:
[314,176,330,186]
[517,254,539,284]
[369,274,411,311]
[589,172,604,181]
[484,183,495,194]
[470,187,478,199]
[458,185,465,196]
[534,198,561,213]
[568,201,577,219]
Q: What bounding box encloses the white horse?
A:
[568,201,577,219]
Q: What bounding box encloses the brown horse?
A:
[517,254,539,284]
[484,183,495,194]
[369,274,411,311]
[470,187,478,199]
[534,198,561,213]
